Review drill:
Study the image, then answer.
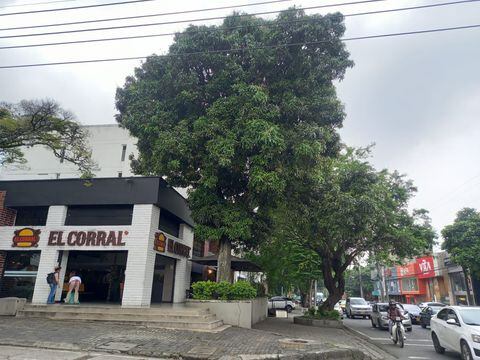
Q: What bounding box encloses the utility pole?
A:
[314,280,318,310]
[358,265,364,298]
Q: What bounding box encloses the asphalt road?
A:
[344,317,462,360]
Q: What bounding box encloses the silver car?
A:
[346,297,372,319]
[371,303,412,331]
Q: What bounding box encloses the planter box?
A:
[186,297,267,329]
[294,316,344,329]
[0,297,26,316]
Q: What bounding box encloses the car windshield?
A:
[378,305,389,312]
[430,306,443,314]
[459,308,480,326]
[402,304,420,312]
[350,298,367,305]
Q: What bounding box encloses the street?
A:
[344,317,462,360]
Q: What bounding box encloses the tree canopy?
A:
[0,99,95,177]
[279,147,436,309]
[116,9,353,281]
[442,208,480,278]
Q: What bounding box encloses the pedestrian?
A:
[64,271,82,304]
[46,266,61,304]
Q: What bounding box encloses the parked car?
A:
[431,306,480,359]
[370,303,412,331]
[345,297,372,319]
[268,296,296,312]
[418,301,446,309]
[402,303,422,324]
[420,305,446,328]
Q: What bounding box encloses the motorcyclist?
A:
[388,299,405,340]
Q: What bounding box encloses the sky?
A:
[1,0,479,240]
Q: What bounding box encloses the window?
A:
[11,206,49,226]
[121,145,127,162]
[447,309,459,323]
[0,251,41,301]
[65,205,133,226]
[158,209,181,238]
[437,309,449,321]
[401,277,418,292]
[193,238,204,257]
[118,172,122,178]
[451,272,467,292]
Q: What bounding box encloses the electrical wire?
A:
[1,0,477,50]
[0,23,479,69]
[0,0,78,9]
[0,0,386,32]
[0,0,156,17]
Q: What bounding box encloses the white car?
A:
[431,306,480,360]
[268,296,296,312]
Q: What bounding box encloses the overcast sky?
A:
[1,0,479,240]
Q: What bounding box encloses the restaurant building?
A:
[0,177,194,307]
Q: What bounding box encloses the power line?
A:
[1,0,477,50]
[1,23,479,69]
[0,0,156,17]
[0,0,78,9]
[0,0,386,32]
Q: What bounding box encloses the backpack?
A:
[46,272,55,284]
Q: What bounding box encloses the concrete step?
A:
[22,304,210,316]
[18,309,217,322]
[17,304,227,331]
[17,310,224,330]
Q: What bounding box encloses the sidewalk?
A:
[0,315,393,359]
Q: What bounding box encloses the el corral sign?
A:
[48,230,127,247]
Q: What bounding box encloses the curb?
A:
[218,348,369,360]
[342,325,397,360]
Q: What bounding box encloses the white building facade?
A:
[0,124,138,180]
[0,177,193,307]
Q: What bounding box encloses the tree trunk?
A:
[320,260,345,311]
[216,237,232,283]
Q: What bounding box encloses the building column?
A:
[173,224,194,303]
[122,204,158,307]
[55,250,69,301]
[31,206,67,304]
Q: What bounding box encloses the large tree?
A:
[281,148,436,310]
[116,9,353,281]
[442,208,480,296]
[0,99,95,177]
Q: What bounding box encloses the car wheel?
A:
[461,340,473,360]
[432,332,445,354]
[371,319,377,328]
[285,305,293,313]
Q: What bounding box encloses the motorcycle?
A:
[391,317,406,348]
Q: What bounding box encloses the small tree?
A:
[0,99,95,177]
[442,208,480,303]
[116,10,353,281]
[282,148,436,310]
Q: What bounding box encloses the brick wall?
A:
[0,191,16,226]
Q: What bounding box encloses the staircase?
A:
[17,304,229,332]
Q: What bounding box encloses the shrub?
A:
[304,308,341,321]
[230,281,257,300]
[191,280,217,300]
[191,280,257,300]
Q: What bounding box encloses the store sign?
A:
[416,256,435,279]
[153,232,166,252]
[397,263,416,278]
[153,232,191,257]
[48,230,127,247]
[12,228,41,248]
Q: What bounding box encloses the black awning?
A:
[189,255,262,272]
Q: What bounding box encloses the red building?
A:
[396,256,435,304]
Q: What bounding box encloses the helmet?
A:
[389,299,396,306]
